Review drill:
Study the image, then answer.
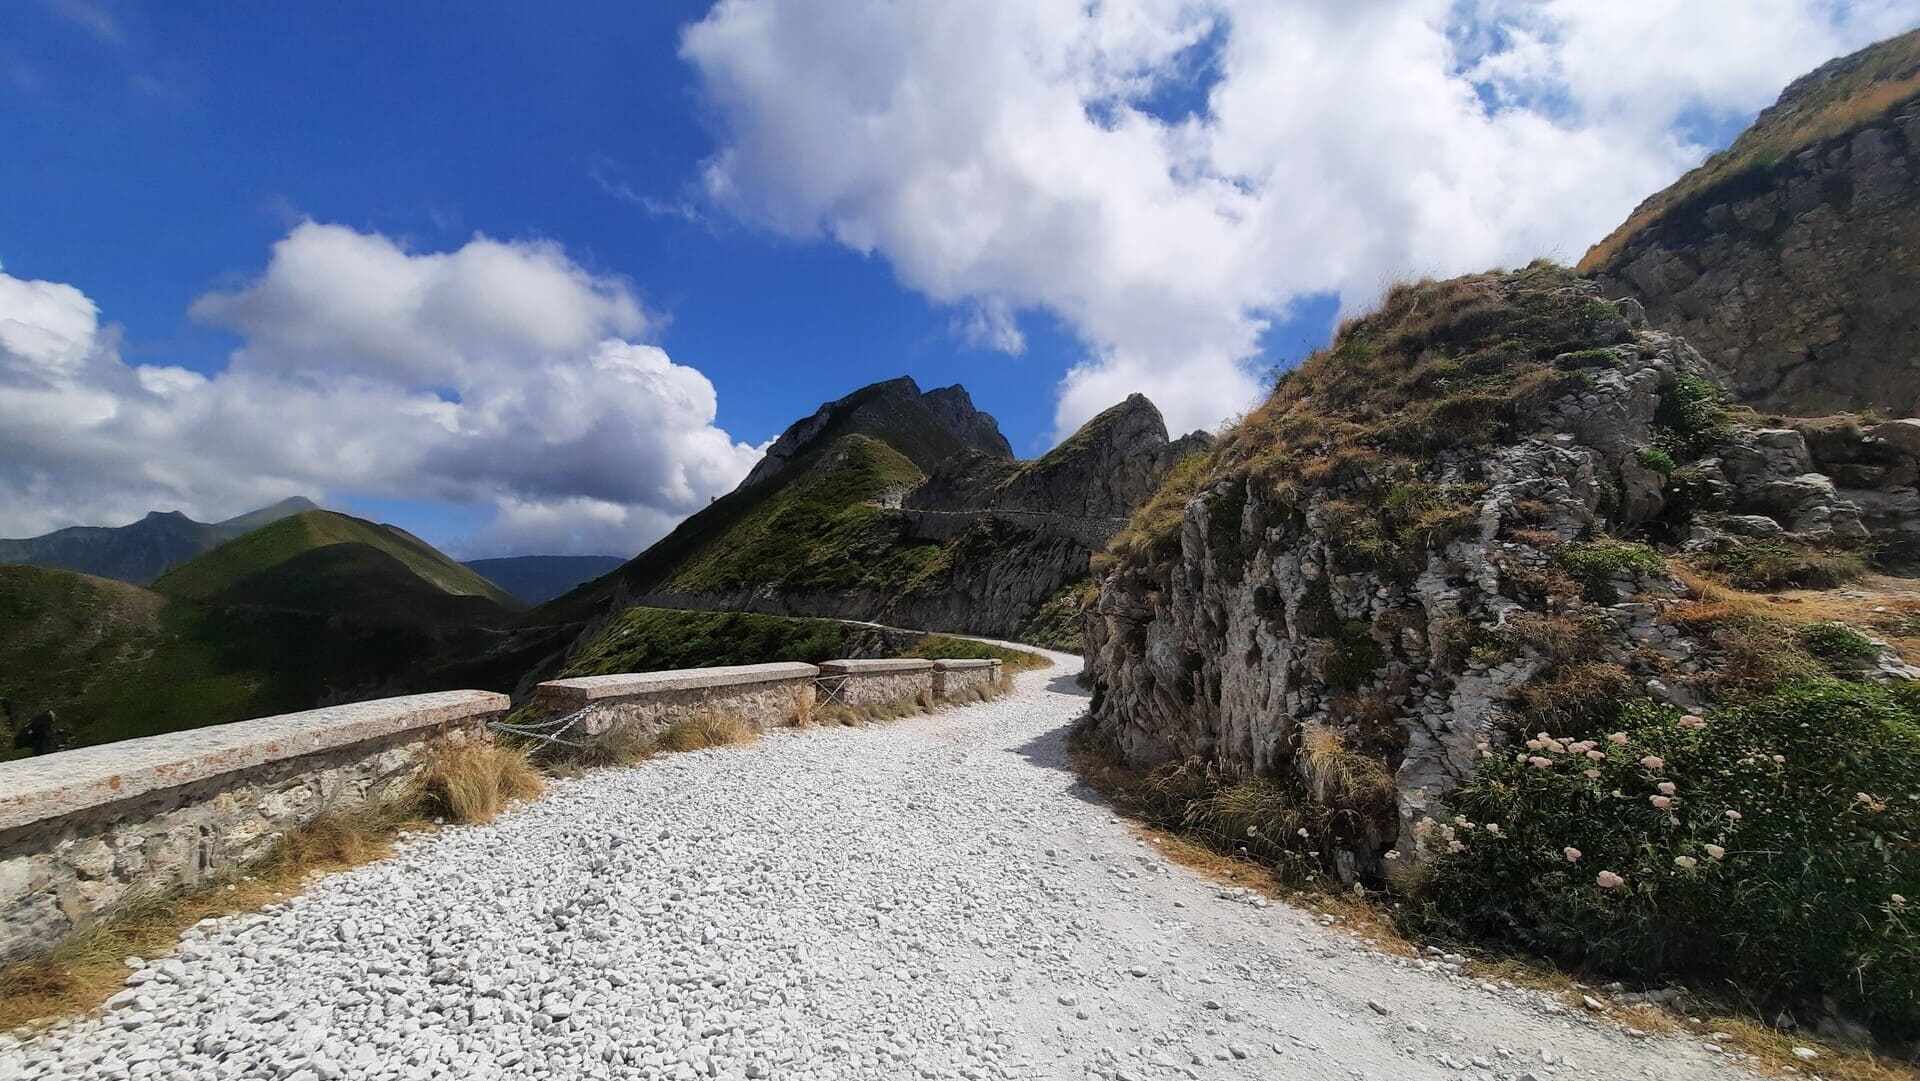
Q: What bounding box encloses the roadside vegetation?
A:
[1081,263,1920,1068]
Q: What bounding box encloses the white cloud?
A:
[0,223,763,554]
[680,0,1909,437]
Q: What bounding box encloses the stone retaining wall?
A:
[532,663,820,739]
[933,659,1002,700]
[818,659,936,708]
[0,690,507,963]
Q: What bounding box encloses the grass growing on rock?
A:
[664,435,946,595]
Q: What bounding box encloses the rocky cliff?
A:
[528,377,1202,670]
[1581,29,1920,417]
[1081,264,1920,881]
[907,394,1211,518]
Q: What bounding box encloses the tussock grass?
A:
[657,712,757,753]
[420,741,545,825]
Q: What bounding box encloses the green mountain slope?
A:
[664,434,944,595]
[155,510,519,610]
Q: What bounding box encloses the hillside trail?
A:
[1,650,1762,1080]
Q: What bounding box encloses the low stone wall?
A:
[532,662,820,739]
[818,659,936,708]
[0,690,507,963]
[933,659,1002,700]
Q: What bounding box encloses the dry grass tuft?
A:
[421,741,545,825]
[784,684,816,727]
[657,712,757,753]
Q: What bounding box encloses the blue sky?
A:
[2,1,1907,556]
[0,3,1325,449]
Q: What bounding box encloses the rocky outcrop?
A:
[1582,30,1920,417]
[909,394,1212,519]
[741,377,1012,489]
[1080,266,1920,881]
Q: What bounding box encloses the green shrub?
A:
[1653,376,1730,461]
[1408,681,1920,1038]
[1555,540,1667,603]
[1635,447,1676,475]
[1797,621,1879,664]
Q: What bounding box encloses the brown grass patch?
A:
[420,741,545,825]
[657,712,757,753]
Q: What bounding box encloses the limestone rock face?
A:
[1079,268,1920,882]
[1582,31,1920,417]
[908,394,1212,518]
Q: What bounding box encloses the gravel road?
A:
[3,651,1761,1081]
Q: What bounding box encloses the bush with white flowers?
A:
[1406,679,1920,1038]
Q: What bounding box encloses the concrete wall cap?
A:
[818,658,935,674]
[0,690,509,834]
[536,662,820,704]
[932,658,999,670]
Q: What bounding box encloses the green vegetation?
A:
[560,606,1050,680]
[1652,375,1732,461]
[1582,29,1920,271]
[664,435,947,594]
[1555,539,1668,603]
[900,634,1051,672]
[1689,538,1871,591]
[1105,452,1209,568]
[154,510,517,609]
[1798,621,1880,664]
[1635,446,1676,475]
[1107,264,1626,579]
[1410,681,1920,1038]
[560,607,856,677]
[1015,579,1098,652]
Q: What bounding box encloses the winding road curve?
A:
[2,650,1758,1080]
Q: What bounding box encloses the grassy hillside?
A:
[559,606,1048,679]
[0,563,533,756]
[663,435,945,595]
[0,568,257,755]
[155,510,518,610]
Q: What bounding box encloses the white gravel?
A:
[2,650,1762,1081]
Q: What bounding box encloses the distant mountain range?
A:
[461,555,625,605]
[0,496,318,584]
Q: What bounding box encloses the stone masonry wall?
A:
[556,678,818,741]
[933,660,1001,700]
[0,691,505,962]
[818,660,936,708]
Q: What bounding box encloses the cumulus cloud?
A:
[680,0,1908,436]
[0,223,763,554]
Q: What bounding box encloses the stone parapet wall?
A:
[533,663,820,739]
[818,659,935,708]
[0,690,507,963]
[933,659,1002,700]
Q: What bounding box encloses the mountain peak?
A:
[739,376,1013,489]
